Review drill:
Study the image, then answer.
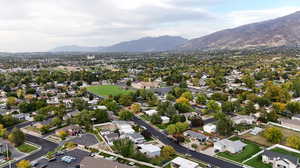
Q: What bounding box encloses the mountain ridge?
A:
[50,35,187,52]
[180,11,300,50]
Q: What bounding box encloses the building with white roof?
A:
[203,123,216,134]
[171,157,199,168]
[145,109,158,116]
[161,116,170,124]
[214,139,247,154]
[113,121,135,135]
[138,144,161,158]
[232,115,256,125]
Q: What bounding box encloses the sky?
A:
[1,0,300,52]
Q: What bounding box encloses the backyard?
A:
[244,155,272,168]
[87,85,133,97]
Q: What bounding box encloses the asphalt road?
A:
[4,122,58,168]
[132,116,243,168]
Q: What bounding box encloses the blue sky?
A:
[0,0,300,52]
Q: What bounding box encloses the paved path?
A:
[132,116,243,168]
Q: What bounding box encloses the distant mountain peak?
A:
[50,35,187,53]
[180,11,300,50]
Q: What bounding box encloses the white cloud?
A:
[0,0,299,52]
[228,7,300,27]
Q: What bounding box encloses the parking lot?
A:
[36,149,89,168]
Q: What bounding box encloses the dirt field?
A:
[241,125,300,147]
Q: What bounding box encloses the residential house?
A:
[55,125,81,136]
[121,133,145,144]
[161,116,170,124]
[63,110,80,120]
[33,118,53,129]
[184,130,208,142]
[113,121,135,134]
[262,150,299,168]
[250,127,263,135]
[145,109,158,116]
[214,139,247,153]
[232,115,256,125]
[203,124,216,134]
[171,157,199,168]
[138,144,161,158]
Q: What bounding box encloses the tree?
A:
[292,79,300,97]
[56,130,68,140]
[51,117,62,127]
[263,127,283,143]
[207,100,221,114]
[119,111,133,120]
[161,145,175,159]
[16,160,31,168]
[0,124,7,138]
[150,114,162,125]
[286,136,300,150]
[242,74,255,88]
[141,130,152,139]
[264,84,291,103]
[176,97,189,105]
[166,124,177,135]
[113,138,135,157]
[286,102,300,114]
[216,117,234,136]
[119,94,133,106]
[131,103,141,113]
[175,122,189,133]
[181,92,193,101]
[244,101,256,114]
[190,116,204,127]
[8,128,25,147]
[195,93,207,105]
[6,97,17,107]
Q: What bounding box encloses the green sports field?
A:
[87,85,133,97]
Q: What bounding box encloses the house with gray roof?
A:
[184,130,208,142]
[262,150,299,168]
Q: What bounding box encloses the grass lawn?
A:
[17,143,38,153]
[245,155,272,168]
[271,147,300,158]
[87,85,133,97]
[217,138,262,163]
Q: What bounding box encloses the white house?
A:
[214,139,247,154]
[171,157,199,168]
[203,124,216,134]
[161,116,170,124]
[232,115,256,125]
[262,150,299,168]
[145,109,158,116]
[250,127,263,135]
[138,144,161,158]
[113,121,135,135]
[121,133,145,144]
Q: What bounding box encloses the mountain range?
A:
[50,36,187,52]
[51,11,300,52]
